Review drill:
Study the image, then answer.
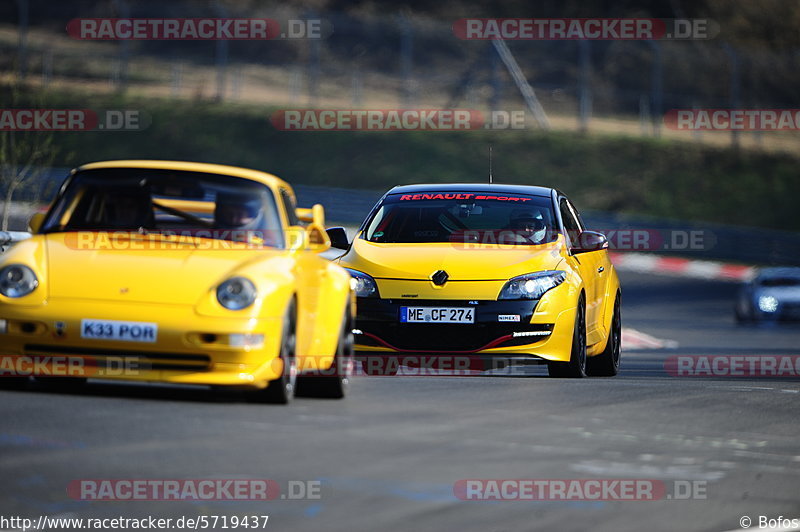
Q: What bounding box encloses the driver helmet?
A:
[508,208,547,243]
[214,192,264,232]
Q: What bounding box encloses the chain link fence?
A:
[3,3,800,148]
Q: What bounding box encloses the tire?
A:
[247,301,297,405]
[295,305,354,399]
[587,294,621,376]
[734,302,753,324]
[548,294,587,378]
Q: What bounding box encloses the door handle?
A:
[597,266,605,273]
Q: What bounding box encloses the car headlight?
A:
[344,268,379,298]
[757,295,779,313]
[216,277,257,310]
[0,264,39,298]
[498,270,566,300]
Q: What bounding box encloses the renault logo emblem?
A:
[431,270,449,286]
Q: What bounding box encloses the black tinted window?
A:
[363,192,556,245]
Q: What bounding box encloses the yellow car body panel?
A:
[0,160,353,388]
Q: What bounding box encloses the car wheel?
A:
[734,302,748,324]
[548,294,587,378]
[247,301,297,405]
[587,294,621,376]
[295,304,354,399]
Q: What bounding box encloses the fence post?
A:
[692,100,702,141]
[723,44,741,149]
[213,1,229,101]
[399,14,414,107]
[307,10,321,106]
[489,42,501,113]
[232,66,243,100]
[171,62,182,98]
[639,94,650,135]
[647,40,663,138]
[42,49,53,88]
[111,0,130,91]
[289,66,303,103]
[15,0,28,80]
[351,69,363,106]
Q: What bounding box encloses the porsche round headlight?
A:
[498,271,566,300]
[344,268,379,298]
[216,277,257,310]
[0,264,38,298]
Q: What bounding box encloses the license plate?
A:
[81,319,158,343]
[400,307,475,324]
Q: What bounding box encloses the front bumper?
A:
[0,298,286,388]
[353,297,576,363]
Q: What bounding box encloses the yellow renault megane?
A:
[331,184,620,377]
[0,160,355,403]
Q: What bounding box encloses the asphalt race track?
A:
[1,270,799,532]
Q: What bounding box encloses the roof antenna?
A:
[489,145,493,184]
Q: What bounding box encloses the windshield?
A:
[41,168,284,248]
[363,192,557,245]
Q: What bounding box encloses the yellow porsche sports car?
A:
[331,184,621,377]
[0,160,355,403]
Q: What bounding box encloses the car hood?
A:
[342,236,566,281]
[44,233,283,304]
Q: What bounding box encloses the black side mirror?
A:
[573,231,608,254]
[326,227,350,250]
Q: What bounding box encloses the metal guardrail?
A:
[5,179,800,266]
[583,211,800,267]
[294,185,800,266]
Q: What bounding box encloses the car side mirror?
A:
[307,224,331,253]
[326,227,349,250]
[573,231,608,254]
[286,225,308,251]
[28,213,46,233]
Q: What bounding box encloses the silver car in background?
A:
[735,267,800,322]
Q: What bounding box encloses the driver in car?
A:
[214,193,270,245]
[102,189,154,230]
[505,208,549,245]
